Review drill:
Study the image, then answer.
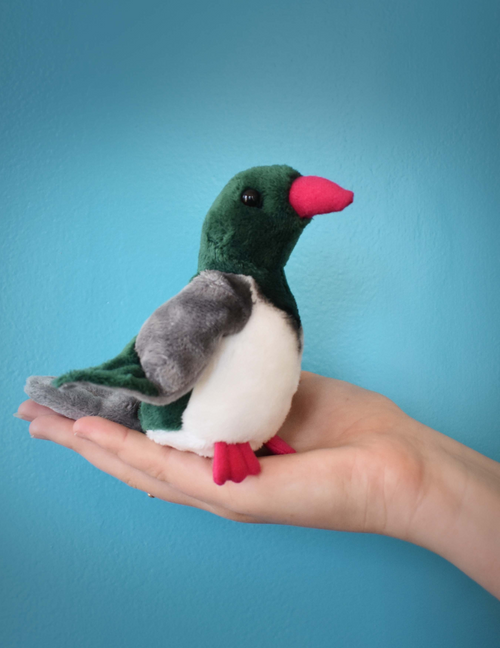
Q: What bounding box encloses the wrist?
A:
[402,423,500,598]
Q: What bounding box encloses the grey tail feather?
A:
[24,376,144,432]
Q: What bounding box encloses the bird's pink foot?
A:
[213,441,261,485]
[264,435,296,455]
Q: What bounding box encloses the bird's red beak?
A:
[289,175,354,219]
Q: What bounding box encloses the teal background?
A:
[2,0,500,645]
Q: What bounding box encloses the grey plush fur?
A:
[135,270,253,404]
[24,270,254,423]
[25,375,143,431]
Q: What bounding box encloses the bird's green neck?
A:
[197,256,300,325]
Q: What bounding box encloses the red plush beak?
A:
[289,175,354,219]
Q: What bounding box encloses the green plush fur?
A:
[54,165,309,432]
[53,338,159,396]
[139,393,191,431]
[197,165,306,323]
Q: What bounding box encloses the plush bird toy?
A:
[25,165,353,485]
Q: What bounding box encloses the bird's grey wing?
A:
[24,375,143,431]
[134,270,253,405]
[24,270,253,416]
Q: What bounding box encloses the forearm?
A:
[405,424,500,599]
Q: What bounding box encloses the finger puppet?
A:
[25,165,353,485]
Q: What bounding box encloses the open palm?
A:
[18,371,500,599]
[19,371,432,537]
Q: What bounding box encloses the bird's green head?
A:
[197,164,353,277]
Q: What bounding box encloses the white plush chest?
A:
[181,289,303,447]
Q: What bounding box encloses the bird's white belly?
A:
[146,296,302,457]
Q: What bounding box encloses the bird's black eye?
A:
[241,188,261,208]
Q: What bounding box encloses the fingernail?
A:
[14,412,27,420]
[29,420,47,440]
[74,430,94,440]
[73,422,90,438]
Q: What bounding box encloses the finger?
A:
[16,399,58,421]
[72,416,328,522]
[28,414,225,513]
[33,415,362,529]
[73,416,227,503]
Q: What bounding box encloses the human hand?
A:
[17,372,424,530]
[17,371,500,598]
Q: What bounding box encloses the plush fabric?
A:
[53,337,158,396]
[140,278,302,451]
[53,271,252,405]
[139,393,191,432]
[25,164,354,484]
[213,441,261,485]
[264,434,297,455]
[135,270,253,404]
[25,375,143,431]
[197,165,306,325]
[289,175,354,218]
[42,166,310,439]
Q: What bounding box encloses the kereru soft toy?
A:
[25,165,353,485]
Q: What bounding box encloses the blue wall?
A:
[2,0,500,646]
